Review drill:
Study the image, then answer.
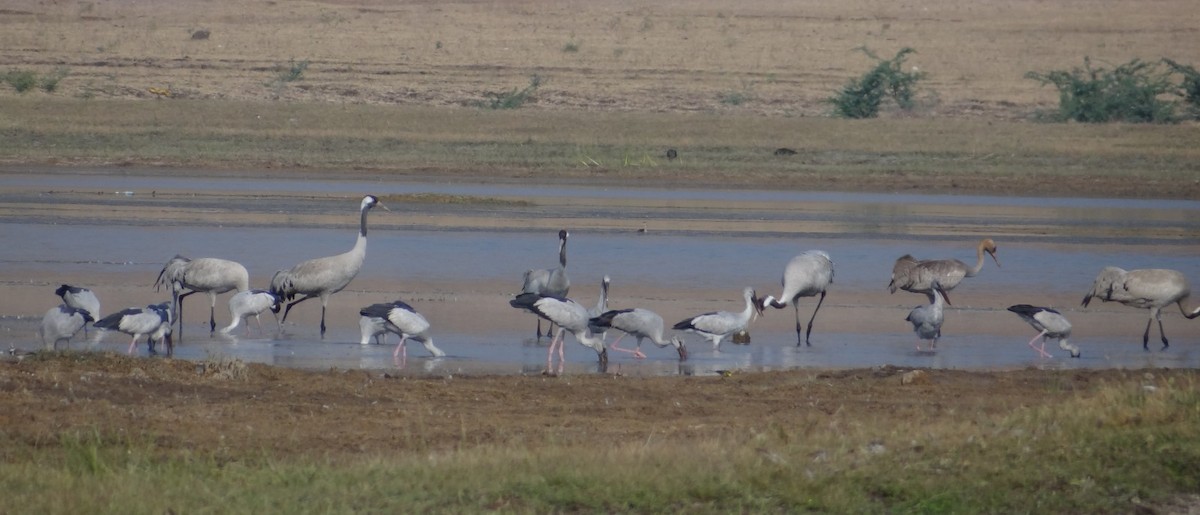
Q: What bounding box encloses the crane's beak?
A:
[988,249,1001,268]
[676,342,688,361]
[378,202,392,212]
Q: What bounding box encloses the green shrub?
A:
[829,47,926,119]
[1026,57,1179,123]
[275,59,309,83]
[480,75,543,109]
[5,70,38,93]
[1163,58,1200,115]
[40,67,70,92]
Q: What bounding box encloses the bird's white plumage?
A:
[591,307,686,360]
[1008,304,1079,358]
[358,300,443,358]
[673,287,759,350]
[510,292,607,365]
[222,289,280,335]
[40,304,93,349]
[93,304,173,354]
[56,285,100,321]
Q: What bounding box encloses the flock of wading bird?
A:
[35,195,1200,370]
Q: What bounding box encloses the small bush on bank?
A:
[829,47,927,119]
[479,75,543,109]
[1026,57,1186,123]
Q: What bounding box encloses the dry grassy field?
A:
[2,0,1197,116]
[2,0,1200,198]
[2,1,1200,512]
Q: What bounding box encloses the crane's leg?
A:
[793,302,803,346]
[1158,317,1170,350]
[394,336,408,358]
[177,290,198,341]
[280,295,315,324]
[320,304,327,339]
[803,291,827,347]
[1142,316,1154,351]
[208,293,218,335]
[127,335,139,355]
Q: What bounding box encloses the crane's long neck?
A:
[595,280,609,312]
[1180,294,1200,319]
[558,238,568,269]
[966,244,987,277]
[932,289,946,309]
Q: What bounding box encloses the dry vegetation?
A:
[1,0,1199,197]
[2,0,1200,511]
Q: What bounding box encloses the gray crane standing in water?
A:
[1081,267,1200,350]
[590,307,687,361]
[1007,304,1080,358]
[905,282,950,352]
[155,255,249,339]
[40,304,94,350]
[55,284,100,337]
[585,275,610,340]
[93,302,173,355]
[221,289,281,336]
[673,287,762,351]
[358,299,445,360]
[271,195,387,338]
[510,292,607,372]
[518,229,570,339]
[757,250,834,346]
[888,238,1000,294]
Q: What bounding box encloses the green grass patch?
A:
[2,375,1198,512]
[0,97,1198,188]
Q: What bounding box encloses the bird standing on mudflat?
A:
[1007,304,1080,358]
[40,305,94,350]
[155,255,249,338]
[888,238,1000,294]
[1081,267,1200,350]
[359,300,445,361]
[758,250,834,346]
[905,282,950,351]
[517,229,570,339]
[590,307,687,361]
[271,195,387,338]
[673,287,761,351]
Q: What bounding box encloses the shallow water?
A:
[4,168,1200,375]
